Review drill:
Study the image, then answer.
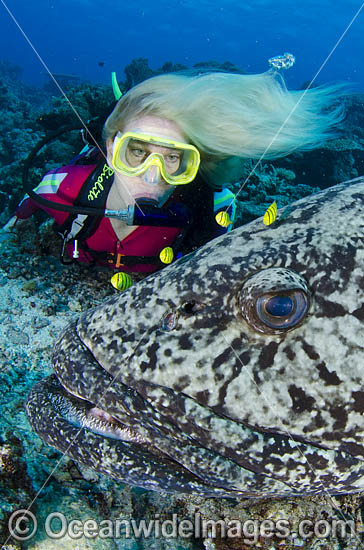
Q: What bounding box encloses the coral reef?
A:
[43,73,82,95]
[193,59,243,73]
[230,160,316,225]
[123,57,242,89]
[0,435,35,546]
[124,57,156,89]
[182,494,364,550]
[0,61,115,224]
[1,57,363,229]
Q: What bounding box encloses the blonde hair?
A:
[103,71,345,187]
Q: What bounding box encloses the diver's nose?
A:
[142,165,162,185]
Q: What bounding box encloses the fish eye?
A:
[239,268,310,334]
[256,291,309,330]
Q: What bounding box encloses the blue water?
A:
[0,0,363,90]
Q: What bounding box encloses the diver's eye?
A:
[130,147,147,159]
[256,291,308,330]
[239,267,310,334]
[164,153,181,164]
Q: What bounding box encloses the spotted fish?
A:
[26,178,364,498]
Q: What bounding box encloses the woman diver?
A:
[14,67,344,277]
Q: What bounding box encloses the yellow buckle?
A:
[108,253,125,268]
[115,253,125,268]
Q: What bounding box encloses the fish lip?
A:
[51,379,151,445]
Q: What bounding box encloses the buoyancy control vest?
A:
[19,129,235,272]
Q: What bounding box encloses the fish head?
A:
[26,178,364,497]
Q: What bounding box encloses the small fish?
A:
[263,201,277,225]
[98,61,105,67]
[159,247,174,265]
[110,271,133,291]
[215,211,231,228]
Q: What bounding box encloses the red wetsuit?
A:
[16,163,182,273]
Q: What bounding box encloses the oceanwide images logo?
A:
[8,510,356,544]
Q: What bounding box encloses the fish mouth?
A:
[34,374,169,459]
[26,364,364,498]
[50,388,150,446]
[25,375,251,496]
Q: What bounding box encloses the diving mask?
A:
[111,131,200,185]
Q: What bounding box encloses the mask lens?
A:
[112,132,200,185]
[124,139,182,175]
[124,140,149,167]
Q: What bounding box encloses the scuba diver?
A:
[16,112,230,275]
[12,64,345,280]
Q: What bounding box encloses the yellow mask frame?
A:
[111,131,200,185]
